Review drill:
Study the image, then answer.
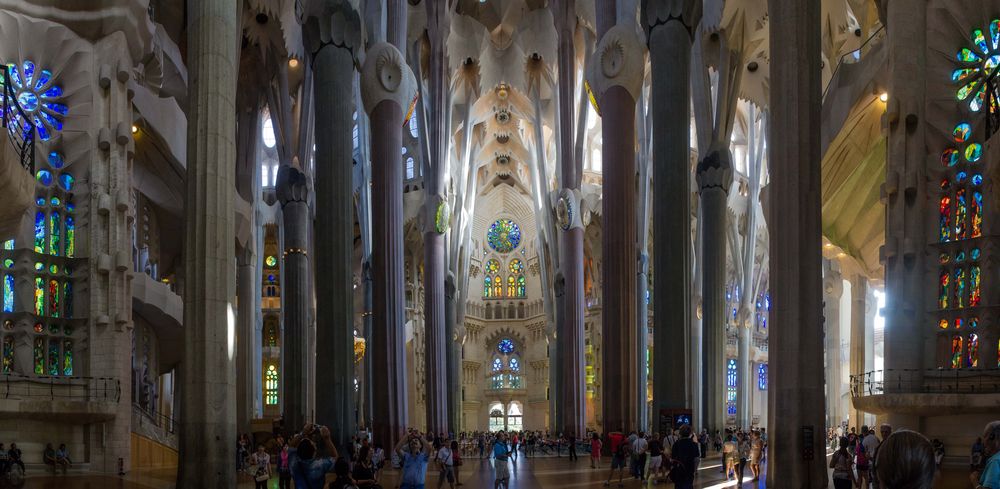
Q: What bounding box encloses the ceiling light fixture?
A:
[879,92,888,102]
[289,58,299,68]
[131,125,138,134]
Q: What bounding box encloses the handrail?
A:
[0,63,36,174]
[2,374,121,402]
[850,368,1000,397]
[133,403,177,434]
[822,25,887,101]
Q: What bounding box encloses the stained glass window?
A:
[47,338,59,375]
[35,170,51,186]
[483,276,492,298]
[265,255,277,267]
[510,357,520,372]
[498,338,515,354]
[57,173,73,192]
[726,359,737,416]
[758,363,768,390]
[3,240,13,250]
[486,219,522,253]
[956,189,967,239]
[494,275,503,298]
[33,337,44,374]
[63,282,72,317]
[1,335,12,374]
[33,277,44,315]
[33,211,45,253]
[972,191,983,237]
[952,336,963,369]
[492,357,503,371]
[3,274,13,313]
[507,275,515,297]
[485,258,501,274]
[265,364,279,405]
[65,216,74,257]
[939,271,950,309]
[517,275,526,297]
[940,197,952,242]
[968,333,979,367]
[3,61,66,142]
[955,268,966,308]
[509,259,524,274]
[970,266,981,306]
[48,279,59,317]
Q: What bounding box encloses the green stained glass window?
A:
[65,216,74,257]
[2,335,13,374]
[47,338,59,375]
[49,211,60,256]
[33,277,44,315]
[3,274,12,313]
[33,211,44,253]
[265,255,277,267]
[62,339,72,375]
[33,337,44,374]
[486,219,522,253]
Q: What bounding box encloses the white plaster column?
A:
[823,260,844,428]
[236,244,256,432]
[177,0,238,483]
[849,274,868,429]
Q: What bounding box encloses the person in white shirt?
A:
[632,432,649,481]
[436,439,456,489]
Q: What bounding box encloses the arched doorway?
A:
[489,402,505,432]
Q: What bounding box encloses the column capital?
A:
[276,165,309,207]
[360,43,417,118]
[642,0,700,37]
[301,0,363,61]
[587,23,648,105]
[696,142,734,194]
[552,188,584,231]
[237,243,256,267]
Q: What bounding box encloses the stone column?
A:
[363,261,374,427]
[445,274,461,433]
[882,0,926,430]
[636,254,649,430]
[422,0,452,435]
[590,23,647,434]
[766,0,827,485]
[696,146,732,434]
[277,167,310,432]
[849,274,868,429]
[307,1,361,447]
[361,42,415,451]
[553,0,585,439]
[737,321,751,428]
[823,261,844,428]
[236,244,256,432]
[178,0,238,484]
[646,0,700,431]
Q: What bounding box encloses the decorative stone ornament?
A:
[360,43,417,117]
[553,188,583,231]
[300,0,362,61]
[695,141,735,194]
[434,198,450,234]
[586,24,648,104]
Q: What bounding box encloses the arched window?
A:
[968,333,979,367]
[484,275,492,298]
[517,275,526,298]
[951,335,963,369]
[264,319,279,347]
[489,403,505,432]
[3,274,13,313]
[494,275,503,298]
[265,364,279,405]
[758,363,767,390]
[1,334,13,374]
[509,356,522,388]
[507,275,515,297]
[405,157,415,180]
[485,259,502,299]
[726,359,737,415]
[262,117,276,148]
[507,402,523,431]
[491,357,503,389]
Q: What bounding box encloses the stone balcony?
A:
[0,374,120,422]
[850,368,1000,415]
[131,271,183,371]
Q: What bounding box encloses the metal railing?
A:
[0,63,36,174]
[1,374,121,402]
[985,69,1000,140]
[133,403,176,434]
[850,368,1000,397]
[822,25,887,101]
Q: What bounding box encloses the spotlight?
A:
[879,92,888,103]
[289,58,299,68]
[131,125,138,134]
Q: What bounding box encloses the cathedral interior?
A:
[0,0,997,487]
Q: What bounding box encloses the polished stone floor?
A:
[16,454,969,488]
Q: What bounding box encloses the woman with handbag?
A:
[251,444,272,489]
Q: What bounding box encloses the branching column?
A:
[591,23,647,434]
[178,0,238,484]
[307,1,361,447]
[277,166,310,432]
[647,0,700,433]
[361,42,415,451]
[766,0,827,485]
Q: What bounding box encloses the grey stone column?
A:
[277,167,310,432]
[849,274,868,429]
[445,274,460,433]
[362,42,415,451]
[766,0,827,485]
[696,147,732,434]
[363,261,374,428]
[882,0,926,430]
[311,14,359,446]
[636,254,649,431]
[823,261,844,428]
[178,0,238,484]
[553,0,585,439]
[237,245,256,433]
[645,0,698,426]
[591,23,646,434]
[737,321,751,428]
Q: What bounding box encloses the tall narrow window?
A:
[517,275,526,298]
[758,363,768,390]
[494,275,503,298]
[972,191,984,237]
[484,276,492,298]
[968,333,979,367]
[970,265,981,307]
[62,339,73,375]
[47,338,59,375]
[405,157,415,180]
[65,215,75,257]
[33,337,44,374]
[939,271,950,309]
[3,274,13,313]
[48,279,59,318]
[955,188,967,239]
[63,282,72,317]
[952,336,963,369]
[33,211,45,253]
[726,359,737,415]
[2,335,13,373]
[265,364,279,405]
[33,278,44,316]
[507,275,515,297]
[49,211,60,255]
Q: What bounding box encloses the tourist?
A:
[372,442,385,474]
[435,438,456,489]
[645,433,663,487]
[973,437,986,470]
[510,432,519,462]
[492,431,511,489]
[590,432,602,468]
[238,434,250,472]
[43,443,59,475]
[250,444,271,488]
[698,430,709,460]
[871,423,892,489]
[631,432,648,481]
[736,431,750,487]
[289,424,339,489]
[604,434,629,487]
[722,433,737,481]
[829,436,857,489]
[478,433,486,459]
[328,457,356,489]
[396,430,431,489]
[856,426,873,489]
[276,442,292,489]
[568,432,578,461]
[668,425,700,489]
[971,420,1000,489]
[352,445,379,488]
[749,430,763,481]
[875,430,936,489]
[450,440,463,486]
[7,443,23,475]
[931,438,945,466]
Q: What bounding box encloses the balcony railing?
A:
[2,374,121,402]
[133,403,176,434]
[986,69,1000,140]
[850,368,1000,397]
[0,63,36,174]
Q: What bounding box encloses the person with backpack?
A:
[604,434,629,487]
[668,425,700,489]
[435,439,456,489]
[856,426,872,489]
[289,424,339,489]
[831,436,858,489]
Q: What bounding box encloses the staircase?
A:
[0,62,38,239]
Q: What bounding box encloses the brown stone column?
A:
[178,0,238,483]
[766,0,827,485]
[362,42,415,451]
[277,166,310,433]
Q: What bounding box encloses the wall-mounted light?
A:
[879,92,888,103]
[131,125,138,134]
[288,58,299,68]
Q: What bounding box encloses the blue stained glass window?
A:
[48,152,63,168]
[498,338,515,354]
[58,173,73,192]
[33,211,45,253]
[758,363,768,390]
[35,170,52,186]
[492,357,503,372]
[3,274,13,312]
[35,197,45,206]
[727,359,737,388]
[726,359,738,415]
[3,61,66,142]
[510,357,520,372]
[486,219,522,253]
